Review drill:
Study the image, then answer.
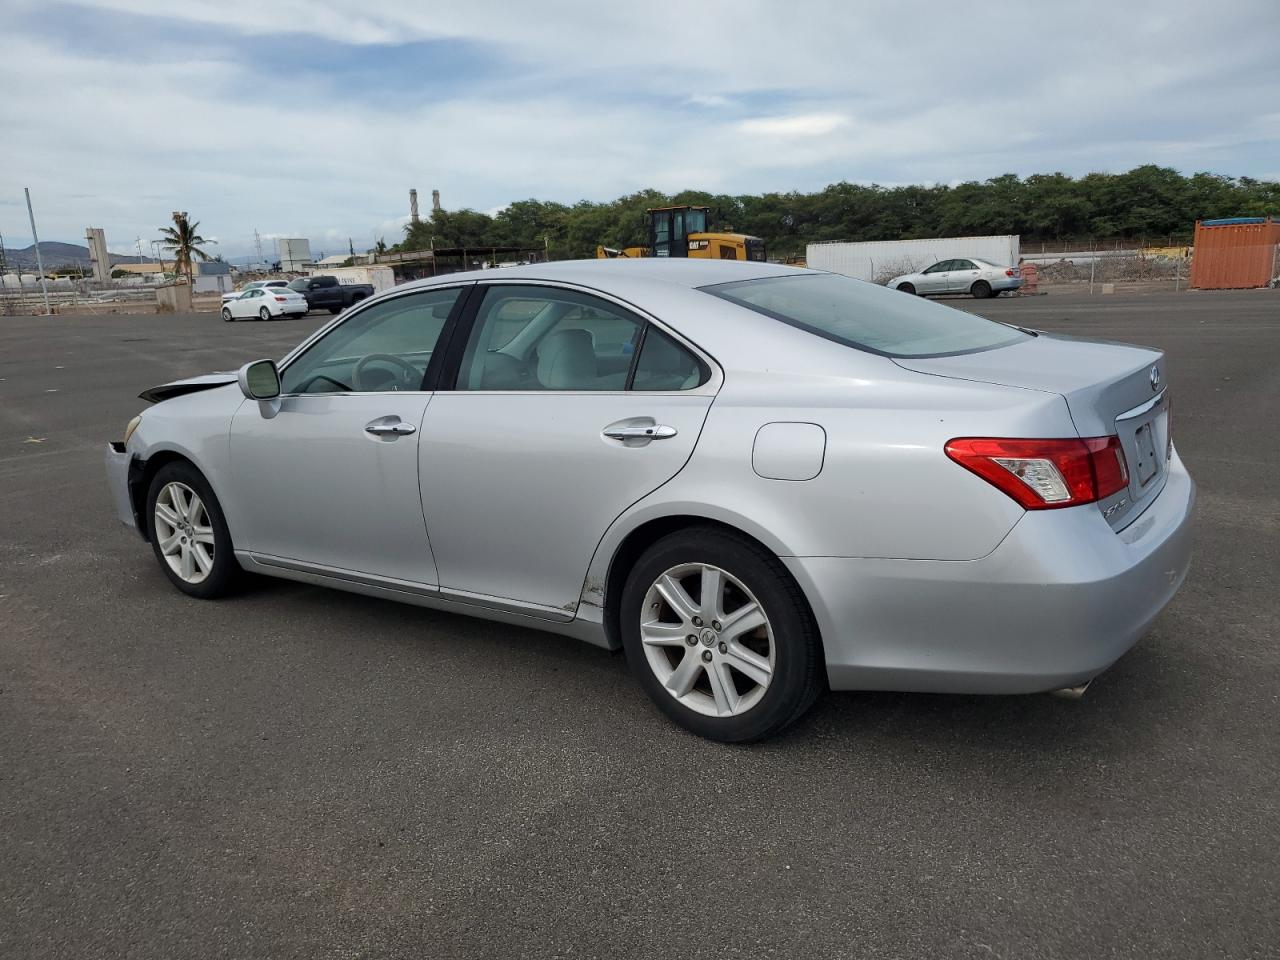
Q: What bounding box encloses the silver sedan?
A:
[105,259,1193,741]
[887,258,1023,298]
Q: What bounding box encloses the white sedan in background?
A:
[221,286,310,321]
[888,258,1022,299]
[220,280,290,307]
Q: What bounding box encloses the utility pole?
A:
[24,187,51,316]
[136,235,145,265]
[254,229,264,270]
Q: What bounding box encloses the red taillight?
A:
[274,296,287,302]
[1005,269,1015,277]
[945,436,1129,509]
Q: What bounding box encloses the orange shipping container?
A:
[1189,217,1280,290]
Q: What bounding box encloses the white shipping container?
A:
[313,265,396,293]
[807,235,1020,283]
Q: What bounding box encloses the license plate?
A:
[1134,423,1158,486]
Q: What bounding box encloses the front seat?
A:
[537,329,596,389]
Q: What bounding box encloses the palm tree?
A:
[158,211,213,282]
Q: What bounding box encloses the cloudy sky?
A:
[2,0,1277,260]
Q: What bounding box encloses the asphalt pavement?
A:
[1,288,1277,959]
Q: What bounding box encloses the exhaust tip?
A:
[1050,681,1092,701]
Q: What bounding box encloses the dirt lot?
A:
[1,289,1277,959]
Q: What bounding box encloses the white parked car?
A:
[221,280,290,306]
[221,286,310,322]
[887,258,1022,299]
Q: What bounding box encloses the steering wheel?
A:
[352,353,421,391]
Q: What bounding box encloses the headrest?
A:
[537,328,596,389]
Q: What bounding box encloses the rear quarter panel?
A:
[581,364,1078,615]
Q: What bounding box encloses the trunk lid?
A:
[896,332,1170,530]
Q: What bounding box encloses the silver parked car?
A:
[105,259,1193,741]
[887,258,1023,298]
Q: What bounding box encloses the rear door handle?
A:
[365,416,416,437]
[603,420,678,442]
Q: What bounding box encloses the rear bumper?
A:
[991,276,1023,291]
[104,442,138,531]
[787,448,1196,694]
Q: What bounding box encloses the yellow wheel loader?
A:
[596,206,766,262]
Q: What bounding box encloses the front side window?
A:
[922,261,948,274]
[457,286,642,391]
[952,259,976,270]
[280,288,461,394]
[704,273,1028,358]
[685,208,708,233]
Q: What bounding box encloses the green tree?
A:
[158,211,213,282]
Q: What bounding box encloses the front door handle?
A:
[365,416,416,437]
[603,421,678,442]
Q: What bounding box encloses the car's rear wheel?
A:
[971,280,992,299]
[146,462,240,599]
[328,307,342,315]
[222,307,234,322]
[897,282,916,295]
[259,306,271,320]
[621,527,823,742]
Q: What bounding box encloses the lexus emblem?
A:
[1149,366,1161,391]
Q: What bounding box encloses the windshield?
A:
[685,208,708,233]
[704,273,1029,358]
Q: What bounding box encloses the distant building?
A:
[85,227,110,282]
[193,260,232,294]
[314,253,358,269]
[278,238,313,272]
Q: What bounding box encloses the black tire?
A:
[621,526,824,742]
[971,280,992,299]
[222,307,234,322]
[897,282,916,295]
[145,461,241,599]
[259,307,271,321]
[328,307,342,315]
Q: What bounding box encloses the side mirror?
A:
[237,359,281,400]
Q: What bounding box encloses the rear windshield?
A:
[703,273,1028,358]
[287,279,309,291]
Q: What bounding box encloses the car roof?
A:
[399,257,803,293]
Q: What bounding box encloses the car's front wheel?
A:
[897,282,916,295]
[621,527,823,742]
[222,307,234,322]
[146,462,240,599]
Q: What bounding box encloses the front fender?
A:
[125,384,246,538]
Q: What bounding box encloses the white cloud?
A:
[738,114,848,137]
[687,94,733,108]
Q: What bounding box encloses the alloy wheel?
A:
[153,481,215,584]
[639,562,775,718]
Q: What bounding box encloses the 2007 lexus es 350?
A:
[105,259,1194,741]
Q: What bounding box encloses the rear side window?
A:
[704,273,1028,358]
[633,328,708,391]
